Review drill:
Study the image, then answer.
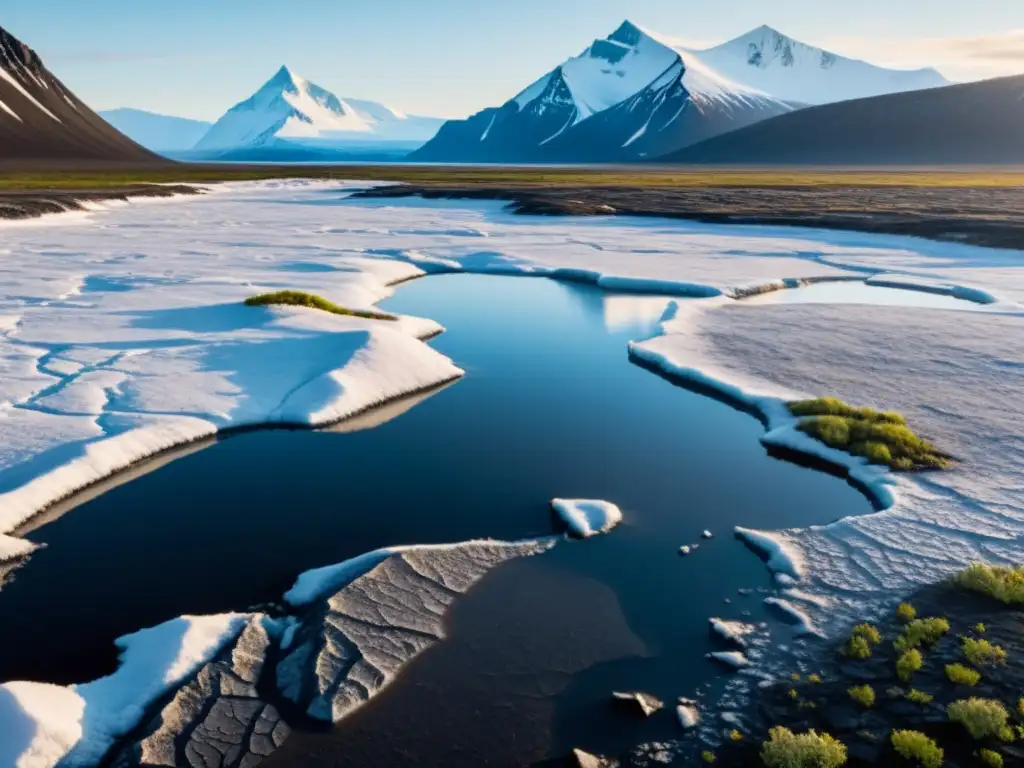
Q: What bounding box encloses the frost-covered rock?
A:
[0,614,249,768]
[612,691,664,717]
[108,618,289,768]
[551,499,623,538]
[277,539,553,722]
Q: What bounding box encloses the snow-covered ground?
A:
[0,180,1022,765]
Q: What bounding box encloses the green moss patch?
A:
[788,398,951,471]
[244,291,395,321]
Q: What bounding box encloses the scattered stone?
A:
[613,691,665,717]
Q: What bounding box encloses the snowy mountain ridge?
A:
[695,25,950,105]
[413,19,952,162]
[195,66,444,152]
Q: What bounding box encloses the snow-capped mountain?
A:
[194,66,444,153]
[412,21,793,162]
[99,108,212,153]
[413,20,952,163]
[0,24,158,162]
[696,26,950,105]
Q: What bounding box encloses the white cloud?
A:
[816,29,1024,82]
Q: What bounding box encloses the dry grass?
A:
[2,164,1024,191]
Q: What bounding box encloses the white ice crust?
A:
[551,499,623,538]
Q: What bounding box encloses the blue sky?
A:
[4,0,1022,120]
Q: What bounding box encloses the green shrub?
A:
[896,603,917,623]
[954,563,1024,604]
[808,674,822,684]
[849,685,876,708]
[790,399,949,471]
[894,618,950,652]
[897,649,924,683]
[979,748,1004,767]
[702,751,716,764]
[842,623,882,659]
[244,290,395,320]
[945,663,981,686]
[906,689,935,705]
[963,637,1007,666]
[974,623,987,634]
[760,727,847,768]
[948,698,1010,739]
[890,731,943,768]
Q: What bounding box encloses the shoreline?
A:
[0,184,203,221]
[353,183,1024,251]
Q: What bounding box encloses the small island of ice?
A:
[551,499,623,538]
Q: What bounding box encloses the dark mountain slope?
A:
[0,25,161,163]
[663,74,1024,165]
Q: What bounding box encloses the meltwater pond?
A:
[0,274,872,764]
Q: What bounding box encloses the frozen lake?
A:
[0,273,871,763]
[1,182,1019,767]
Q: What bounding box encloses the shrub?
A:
[962,637,1007,666]
[1018,698,1024,717]
[808,674,822,684]
[894,618,950,652]
[730,729,744,742]
[945,663,981,686]
[702,751,716,764]
[760,727,847,768]
[791,399,949,471]
[849,685,876,708]
[897,649,924,683]
[978,749,1004,767]
[954,563,1024,604]
[975,623,987,634]
[896,603,917,623]
[890,731,943,768]
[906,689,935,705]
[244,290,395,320]
[843,623,882,658]
[948,698,1010,739]
[789,688,800,700]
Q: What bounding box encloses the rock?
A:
[676,702,699,729]
[573,747,617,767]
[612,691,665,717]
[276,539,551,722]
[702,530,713,539]
[109,618,289,768]
[679,545,692,556]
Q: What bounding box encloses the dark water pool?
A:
[0,274,872,764]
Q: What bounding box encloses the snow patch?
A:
[551,498,623,538]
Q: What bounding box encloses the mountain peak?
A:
[0,24,44,74]
[265,65,304,90]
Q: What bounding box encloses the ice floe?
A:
[707,651,751,669]
[551,499,624,538]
